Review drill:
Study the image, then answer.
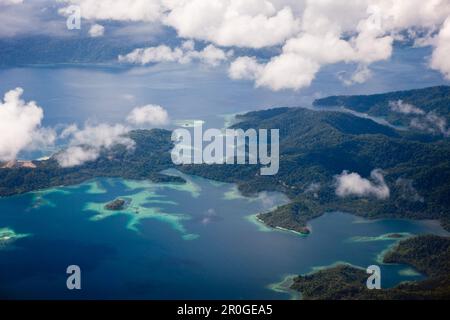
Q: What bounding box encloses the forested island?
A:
[291,235,450,299]
[104,199,127,211]
[0,129,184,197]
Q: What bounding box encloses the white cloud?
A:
[60,123,79,139]
[256,53,320,91]
[119,45,183,65]
[431,17,450,79]
[55,146,100,168]
[198,44,232,66]
[59,0,163,22]
[338,65,373,86]
[0,88,50,161]
[55,123,134,168]
[127,104,169,126]
[119,41,230,66]
[389,100,425,115]
[410,111,450,136]
[66,123,133,149]
[228,56,263,80]
[88,24,105,37]
[163,0,300,49]
[28,127,57,152]
[60,0,301,48]
[335,169,390,200]
[230,29,393,90]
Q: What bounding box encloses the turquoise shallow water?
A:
[0,170,447,299]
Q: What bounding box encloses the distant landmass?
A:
[314,86,450,136]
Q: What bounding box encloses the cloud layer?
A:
[59,0,450,90]
[4,1,450,91]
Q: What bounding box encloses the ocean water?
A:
[0,170,447,299]
[0,45,449,299]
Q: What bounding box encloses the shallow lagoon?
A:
[0,170,448,299]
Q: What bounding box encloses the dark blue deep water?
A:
[0,170,447,299]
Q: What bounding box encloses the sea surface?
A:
[0,46,447,129]
[0,45,449,299]
[0,170,447,299]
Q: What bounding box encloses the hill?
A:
[313,86,450,136]
[180,104,450,233]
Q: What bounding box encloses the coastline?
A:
[267,274,302,300]
[246,213,310,236]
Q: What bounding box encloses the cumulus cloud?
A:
[55,123,134,167]
[228,56,263,80]
[335,169,390,200]
[126,104,169,126]
[56,146,100,168]
[88,24,105,37]
[64,123,133,149]
[430,17,450,79]
[0,88,54,161]
[119,40,231,66]
[230,29,393,90]
[164,0,300,48]
[389,100,425,115]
